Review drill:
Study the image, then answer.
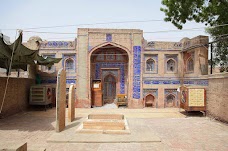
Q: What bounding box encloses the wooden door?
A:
[103,74,116,104]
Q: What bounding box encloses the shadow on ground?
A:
[179,111,205,117]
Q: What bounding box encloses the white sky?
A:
[0,0,209,42]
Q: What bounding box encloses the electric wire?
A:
[0,19,164,30]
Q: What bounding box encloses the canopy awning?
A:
[0,32,61,73]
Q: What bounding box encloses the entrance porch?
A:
[90,44,129,107]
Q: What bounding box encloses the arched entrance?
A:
[103,74,116,104]
[165,94,176,107]
[89,43,129,106]
[145,94,155,107]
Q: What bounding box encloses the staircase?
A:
[77,114,130,134]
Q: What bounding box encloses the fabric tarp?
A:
[0,32,61,72]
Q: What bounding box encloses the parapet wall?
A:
[0,77,35,118]
[206,73,228,123]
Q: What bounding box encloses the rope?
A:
[0,30,18,114]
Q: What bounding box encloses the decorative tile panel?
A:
[40,41,75,49]
[95,62,125,94]
[133,46,141,99]
[66,79,76,84]
[144,80,181,85]
[184,80,208,86]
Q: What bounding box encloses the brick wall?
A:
[207,73,228,123]
[0,77,35,118]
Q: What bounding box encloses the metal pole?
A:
[210,43,213,74]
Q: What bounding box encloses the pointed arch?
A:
[145,94,156,107]
[88,42,130,106]
[89,42,131,56]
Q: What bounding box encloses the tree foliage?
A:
[161,0,228,29]
[161,0,228,71]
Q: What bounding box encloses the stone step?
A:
[0,142,27,151]
[88,114,124,120]
[83,119,125,130]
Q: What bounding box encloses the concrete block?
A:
[56,69,66,132]
[68,84,75,122]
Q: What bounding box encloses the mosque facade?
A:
[37,28,209,108]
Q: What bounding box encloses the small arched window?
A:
[187,57,194,72]
[146,59,155,71]
[65,58,74,71]
[167,59,175,72]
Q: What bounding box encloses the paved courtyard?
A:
[0,108,227,151]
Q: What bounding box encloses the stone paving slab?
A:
[47,133,161,143]
[47,131,161,143]
[0,108,227,150]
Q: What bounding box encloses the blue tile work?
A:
[143,79,208,86]
[143,89,158,98]
[95,62,125,94]
[40,41,75,48]
[66,79,76,84]
[184,80,208,86]
[106,33,112,42]
[144,80,181,85]
[133,46,141,99]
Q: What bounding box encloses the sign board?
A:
[180,86,206,112]
[93,83,100,88]
[188,89,204,106]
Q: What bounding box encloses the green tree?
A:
[161,0,228,71]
